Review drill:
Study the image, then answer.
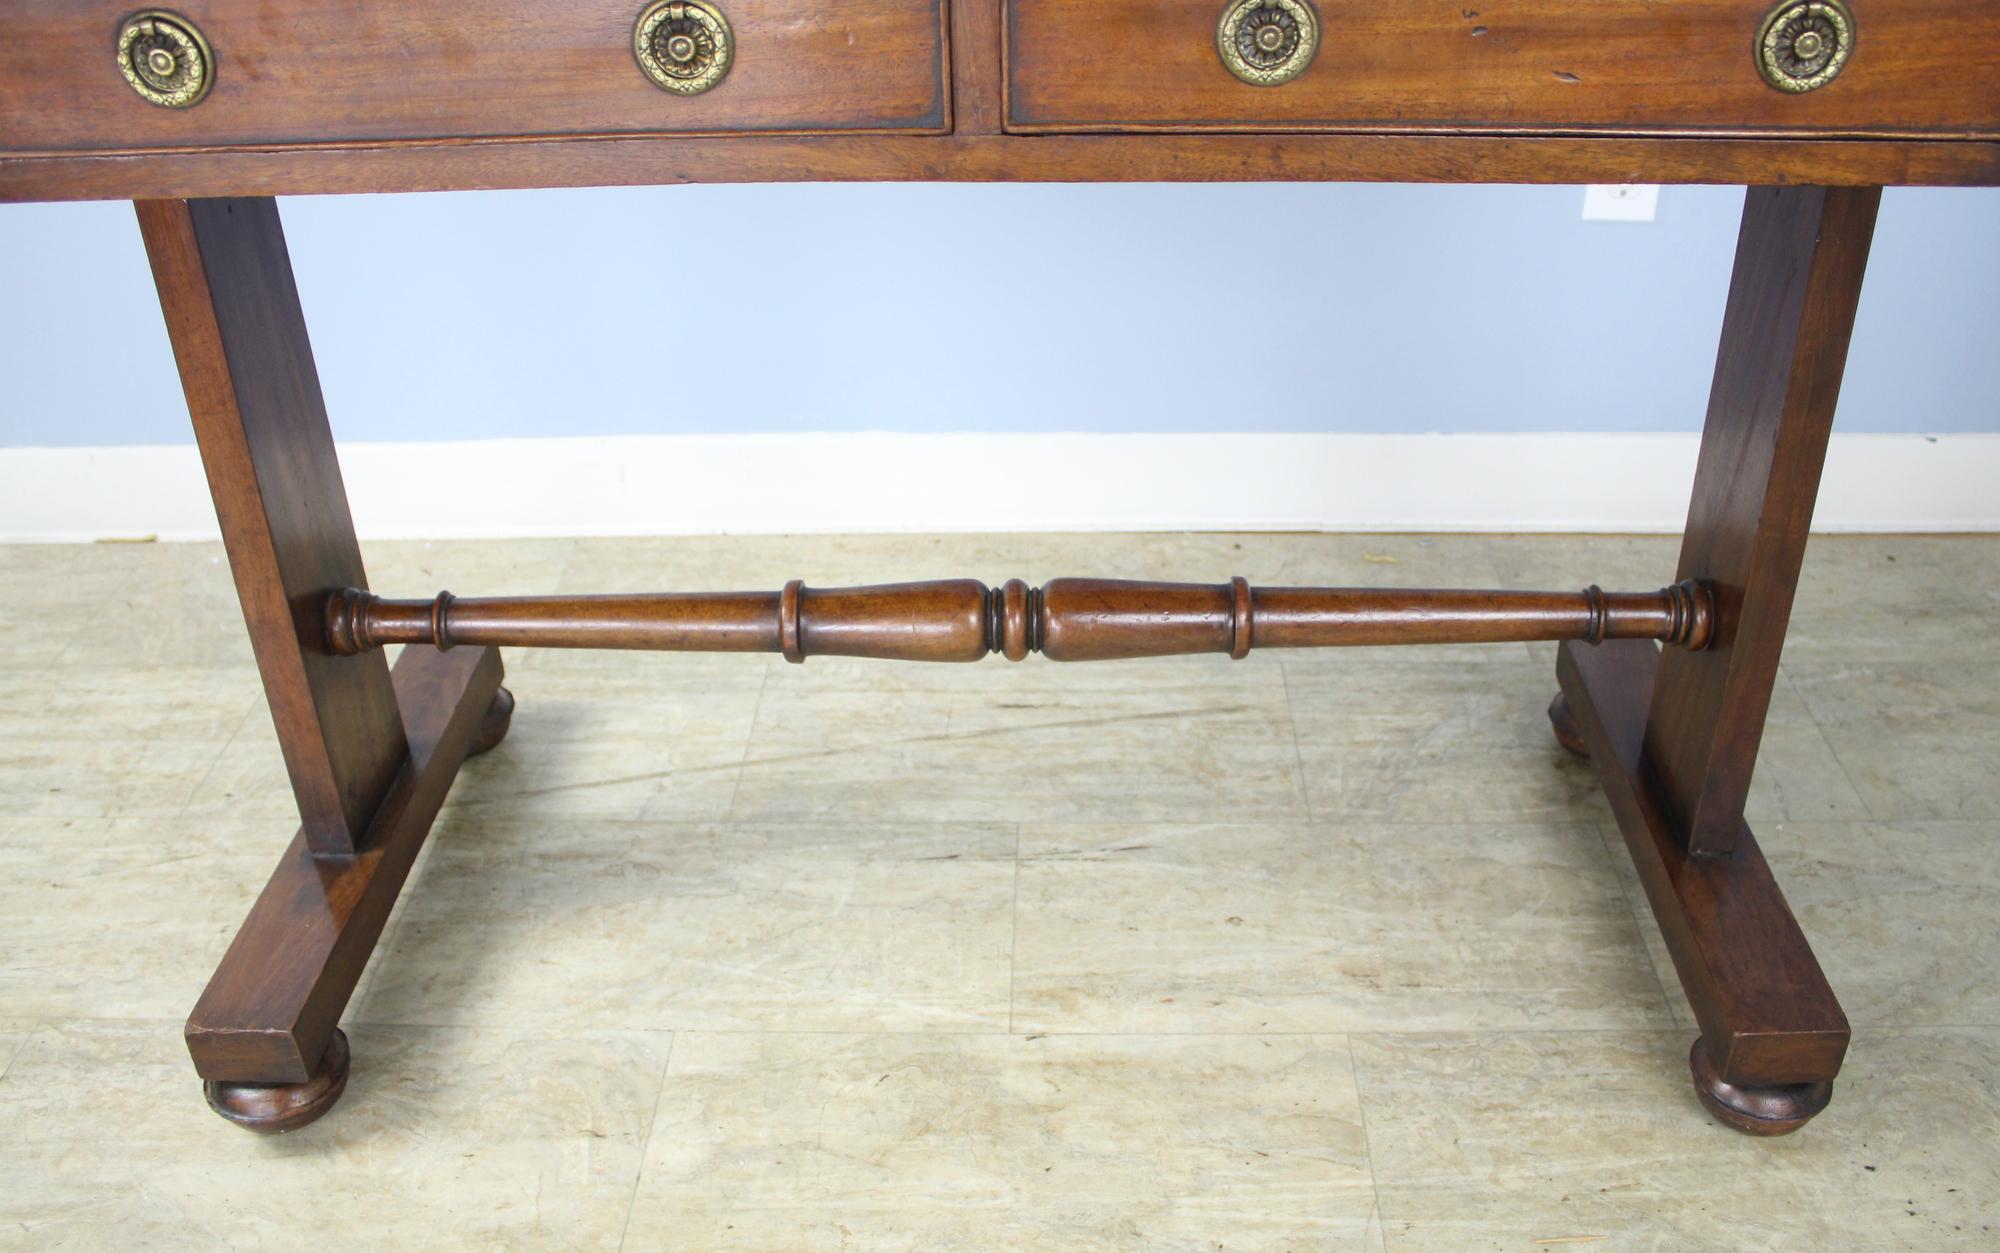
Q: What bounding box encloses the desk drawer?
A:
[1006,0,2000,138]
[0,0,947,155]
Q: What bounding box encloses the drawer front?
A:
[1,0,946,155]
[1007,0,2000,137]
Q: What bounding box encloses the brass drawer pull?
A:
[1757,0,1855,93]
[634,0,734,96]
[116,10,213,109]
[1216,0,1319,87]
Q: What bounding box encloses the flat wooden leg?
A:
[137,197,410,857]
[139,195,511,1128]
[1550,185,1876,1134]
[1645,185,1881,859]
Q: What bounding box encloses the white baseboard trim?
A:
[2,432,1995,542]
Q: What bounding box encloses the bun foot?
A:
[468,685,515,757]
[204,1028,350,1134]
[1548,693,1590,759]
[1689,1037,1832,1136]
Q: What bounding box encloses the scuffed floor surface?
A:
[0,532,1995,1250]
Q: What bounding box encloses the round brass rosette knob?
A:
[634,0,733,96]
[1217,0,1319,88]
[1756,0,1855,93]
[116,10,213,109]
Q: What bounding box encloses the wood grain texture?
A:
[3,0,1997,200]
[136,197,407,857]
[1646,185,1880,858]
[0,0,948,155]
[951,0,1005,134]
[6,131,1997,203]
[323,578,1713,662]
[1007,0,2000,137]
[185,643,503,1085]
[1557,639,1848,1094]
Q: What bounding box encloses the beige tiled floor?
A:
[0,533,1996,1251]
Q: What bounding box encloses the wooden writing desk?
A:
[4,0,1995,1136]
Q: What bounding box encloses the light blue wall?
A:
[2,183,1994,447]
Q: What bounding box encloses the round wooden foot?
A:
[1547,693,1590,759]
[204,1028,350,1134]
[468,685,515,757]
[1689,1037,1832,1136]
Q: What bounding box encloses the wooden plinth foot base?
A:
[1547,693,1590,759]
[468,685,514,758]
[204,1028,350,1134]
[1690,1037,1833,1136]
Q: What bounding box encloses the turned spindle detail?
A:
[326,577,1712,661]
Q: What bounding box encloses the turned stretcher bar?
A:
[326,577,1714,662]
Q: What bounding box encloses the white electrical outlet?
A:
[1582,184,1661,222]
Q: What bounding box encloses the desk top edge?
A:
[6,132,1999,203]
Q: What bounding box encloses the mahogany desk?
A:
[4,0,1996,1136]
